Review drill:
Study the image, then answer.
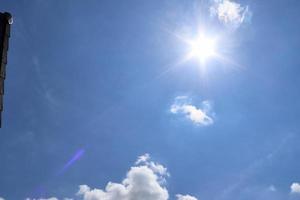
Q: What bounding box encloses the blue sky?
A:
[1,0,300,199]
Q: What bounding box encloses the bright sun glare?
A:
[187,34,217,64]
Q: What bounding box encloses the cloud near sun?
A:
[24,154,198,200]
[210,0,252,28]
[291,182,300,194]
[170,96,214,126]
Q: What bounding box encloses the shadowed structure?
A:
[0,12,12,127]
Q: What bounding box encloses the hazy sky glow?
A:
[1,0,300,200]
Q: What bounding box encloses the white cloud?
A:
[210,0,252,28]
[135,153,151,165]
[78,167,168,200]
[0,197,5,200]
[77,154,170,200]
[170,96,214,126]
[26,154,197,200]
[135,153,169,177]
[290,182,300,194]
[176,194,198,200]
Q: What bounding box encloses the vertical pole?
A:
[0,12,12,127]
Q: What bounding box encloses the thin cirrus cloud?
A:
[290,182,300,194]
[25,154,198,200]
[170,96,214,126]
[25,198,69,200]
[25,198,58,200]
[176,194,198,200]
[268,185,276,192]
[210,0,252,28]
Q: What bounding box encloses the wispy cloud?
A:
[170,96,214,126]
[26,198,73,200]
[135,153,169,178]
[218,134,295,199]
[290,182,300,194]
[27,154,197,200]
[210,0,252,28]
[268,185,276,192]
[135,153,151,165]
[176,194,198,200]
[33,56,60,111]
[26,198,59,200]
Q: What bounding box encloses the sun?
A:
[186,33,217,64]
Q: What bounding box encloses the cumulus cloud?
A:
[176,194,198,200]
[27,154,197,200]
[135,153,169,178]
[290,182,300,194]
[210,0,252,28]
[170,96,214,126]
[78,166,168,200]
[0,197,5,200]
[77,154,170,200]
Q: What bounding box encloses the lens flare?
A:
[57,148,85,175]
[187,34,217,64]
